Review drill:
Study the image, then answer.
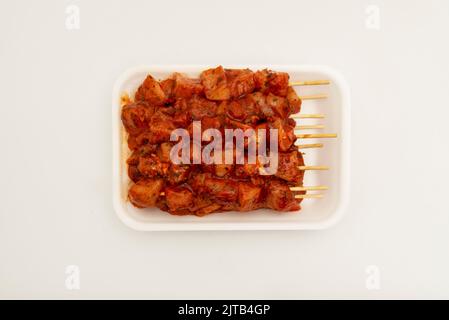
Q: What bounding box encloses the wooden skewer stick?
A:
[290,186,328,191]
[298,165,329,170]
[292,113,325,119]
[290,80,330,86]
[295,194,324,199]
[297,143,323,149]
[296,133,337,139]
[298,94,327,100]
[296,125,324,130]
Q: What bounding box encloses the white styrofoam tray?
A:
[112,65,350,231]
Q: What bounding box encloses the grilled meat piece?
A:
[128,178,164,208]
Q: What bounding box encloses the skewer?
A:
[290,186,328,191]
[295,194,323,199]
[290,80,330,86]
[296,133,337,139]
[296,125,324,130]
[298,94,327,100]
[292,114,325,119]
[159,193,325,200]
[160,185,328,196]
[297,143,323,149]
[298,166,329,170]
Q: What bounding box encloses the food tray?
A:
[112,65,350,231]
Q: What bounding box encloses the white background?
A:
[1,0,449,299]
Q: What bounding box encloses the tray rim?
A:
[112,65,351,231]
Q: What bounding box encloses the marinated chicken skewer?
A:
[156,193,326,199]
[159,185,328,196]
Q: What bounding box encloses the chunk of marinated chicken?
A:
[138,154,169,177]
[157,142,172,162]
[214,164,234,177]
[121,101,154,136]
[201,116,222,131]
[172,73,204,99]
[187,172,206,194]
[188,95,217,120]
[216,100,227,116]
[275,151,304,182]
[128,165,142,183]
[148,110,176,144]
[238,183,262,211]
[253,122,271,152]
[265,179,300,211]
[251,92,273,118]
[189,193,212,209]
[183,193,222,215]
[128,178,164,208]
[203,177,238,203]
[167,164,191,185]
[226,100,245,121]
[225,118,253,132]
[165,186,194,212]
[235,161,258,178]
[240,95,261,124]
[200,66,231,100]
[135,75,166,105]
[126,135,139,151]
[186,116,221,138]
[271,118,296,152]
[160,78,175,103]
[226,95,259,123]
[172,111,190,128]
[219,202,239,212]
[250,175,267,187]
[126,150,140,166]
[266,93,289,118]
[286,86,301,114]
[132,131,156,149]
[254,69,290,97]
[194,202,221,216]
[225,68,256,98]
[127,145,157,164]
[222,119,257,151]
